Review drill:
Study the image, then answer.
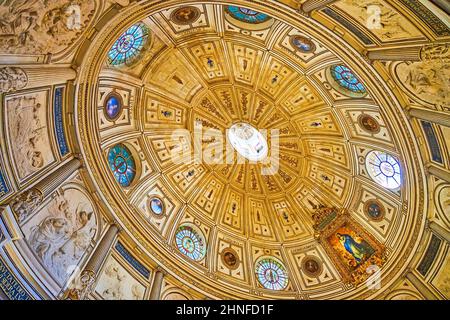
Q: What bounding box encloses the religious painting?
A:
[301,256,323,278]
[5,91,55,181]
[21,185,98,286]
[328,225,376,271]
[95,255,146,300]
[290,35,316,53]
[316,208,385,284]
[220,247,240,270]
[358,114,381,134]
[170,6,201,25]
[104,93,123,121]
[364,199,385,221]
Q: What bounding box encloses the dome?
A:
[0,0,449,301]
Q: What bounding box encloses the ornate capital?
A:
[0,67,28,93]
[10,188,43,223]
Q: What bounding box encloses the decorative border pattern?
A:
[0,257,33,300]
[322,8,374,45]
[399,0,450,37]
[421,121,443,164]
[417,234,442,276]
[0,168,8,199]
[115,242,151,279]
[54,86,69,156]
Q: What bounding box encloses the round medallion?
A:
[148,196,164,216]
[171,6,201,25]
[227,123,268,162]
[364,199,385,221]
[175,224,206,261]
[104,93,123,121]
[366,151,402,190]
[301,256,323,277]
[220,247,240,270]
[358,114,381,134]
[290,35,316,53]
[255,257,288,291]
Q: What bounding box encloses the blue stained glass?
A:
[366,150,402,190]
[255,257,288,291]
[108,144,137,187]
[108,23,149,66]
[226,6,271,24]
[331,65,366,94]
[175,225,206,261]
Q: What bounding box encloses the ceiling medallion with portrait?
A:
[220,248,240,270]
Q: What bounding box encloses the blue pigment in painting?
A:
[421,121,443,164]
[105,95,122,120]
[54,87,69,156]
[150,197,164,215]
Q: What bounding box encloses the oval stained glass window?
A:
[104,93,122,121]
[225,6,271,24]
[330,65,366,94]
[107,144,137,188]
[107,23,149,66]
[255,257,289,291]
[366,151,402,190]
[148,197,164,215]
[175,224,206,261]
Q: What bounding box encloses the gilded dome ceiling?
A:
[76,1,426,299]
[0,0,449,301]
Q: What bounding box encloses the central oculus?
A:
[227,123,268,162]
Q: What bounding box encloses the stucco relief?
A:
[334,0,422,41]
[95,255,145,300]
[21,186,98,286]
[396,45,450,108]
[5,91,55,180]
[0,0,95,54]
[0,67,28,93]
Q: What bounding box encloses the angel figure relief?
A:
[27,193,97,284]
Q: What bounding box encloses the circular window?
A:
[330,65,367,96]
[148,196,164,216]
[108,23,149,66]
[290,35,316,53]
[107,144,137,188]
[366,151,402,190]
[255,257,289,291]
[104,93,122,121]
[227,123,268,162]
[175,224,206,261]
[225,6,271,24]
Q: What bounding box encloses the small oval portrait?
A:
[220,247,240,270]
[148,196,164,216]
[358,114,381,134]
[104,93,123,121]
[302,256,323,277]
[290,35,316,53]
[171,6,201,25]
[364,199,385,221]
